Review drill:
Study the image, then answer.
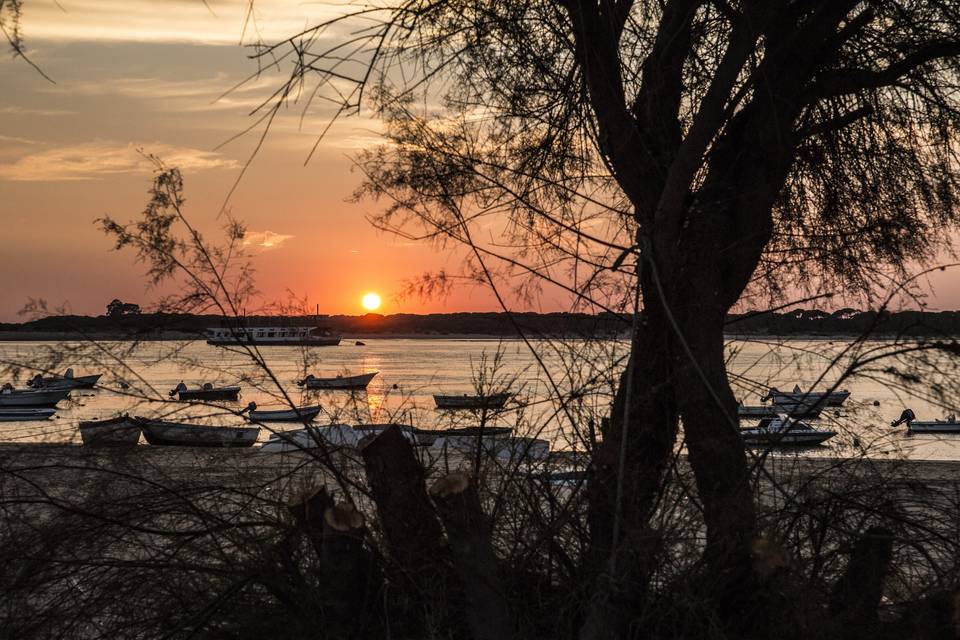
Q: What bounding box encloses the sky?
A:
[0,0,543,321]
[3,1,960,322]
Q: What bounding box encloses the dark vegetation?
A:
[9,308,960,339]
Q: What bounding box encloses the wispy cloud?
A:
[243,230,294,250]
[0,106,74,116]
[0,141,238,181]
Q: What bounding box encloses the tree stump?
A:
[830,526,893,639]
[431,472,515,640]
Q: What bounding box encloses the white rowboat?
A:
[298,372,378,390]
[0,386,71,407]
[740,417,836,446]
[246,403,322,422]
[79,415,141,446]
[137,418,259,447]
[0,408,56,421]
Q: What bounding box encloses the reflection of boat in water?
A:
[761,385,850,407]
[169,382,241,401]
[260,424,358,452]
[891,408,960,433]
[206,326,341,347]
[0,385,71,407]
[28,369,102,390]
[740,417,836,446]
[433,393,511,410]
[79,415,141,446]
[298,372,378,390]
[0,407,57,422]
[137,418,259,447]
[244,402,322,423]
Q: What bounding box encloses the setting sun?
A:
[361,292,382,311]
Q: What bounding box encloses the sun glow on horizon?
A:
[361,292,382,312]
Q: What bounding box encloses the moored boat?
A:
[298,372,378,390]
[738,402,822,419]
[353,423,419,444]
[429,435,550,460]
[414,425,513,446]
[740,417,836,446]
[28,369,102,390]
[169,382,241,401]
[259,424,358,453]
[0,407,57,422]
[79,415,141,446]
[245,402,322,422]
[433,393,511,410]
[761,385,850,407]
[0,385,71,407]
[891,408,960,433]
[206,326,341,347]
[137,418,260,447]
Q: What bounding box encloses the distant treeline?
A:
[2,308,960,338]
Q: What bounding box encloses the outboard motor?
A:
[891,408,915,427]
[760,387,779,403]
[244,401,257,413]
[169,381,187,397]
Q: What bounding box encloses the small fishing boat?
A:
[260,424,358,453]
[28,369,102,390]
[137,418,259,447]
[169,382,241,401]
[79,415,141,446]
[761,385,850,407]
[430,435,551,461]
[298,372,378,390]
[353,423,420,444]
[433,393,511,410]
[891,408,960,433]
[738,402,822,419]
[0,407,56,422]
[414,425,514,446]
[0,385,71,407]
[244,402,322,422]
[740,417,836,446]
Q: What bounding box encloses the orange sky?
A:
[2,1,959,321]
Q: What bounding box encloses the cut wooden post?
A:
[829,526,893,638]
[431,472,515,640]
[360,425,452,630]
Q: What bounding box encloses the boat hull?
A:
[766,390,849,407]
[738,404,823,419]
[301,372,377,390]
[0,408,56,421]
[79,416,141,446]
[433,393,510,410]
[138,420,259,447]
[0,388,71,407]
[207,337,342,347]
[908,422,960,433]
[260,425,358,452]
[741,431,835,446]
[30,374,102,390]
[248,405,322,422]
[174,387,241,401]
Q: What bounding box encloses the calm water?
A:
[1,337,958,460]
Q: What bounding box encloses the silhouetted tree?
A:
[105,299,141,317]
[251,1,960,634]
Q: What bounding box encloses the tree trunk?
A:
[430,472,515,640]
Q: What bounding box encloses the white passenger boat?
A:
[0,385,71,407]
[298,372,377,390]
[433,393,511,410]
[137,418,259,447]
[260,424,358,452]
[245,402,322,422]
[429,435,550,460]
[413,425,513,446]
[740,417,836,446]
[79,415,141,446]
[206,326,341,347]
[891,408,960,433]
[0,407,56,422]
[761,386,850,407]
[28,369,102,390]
